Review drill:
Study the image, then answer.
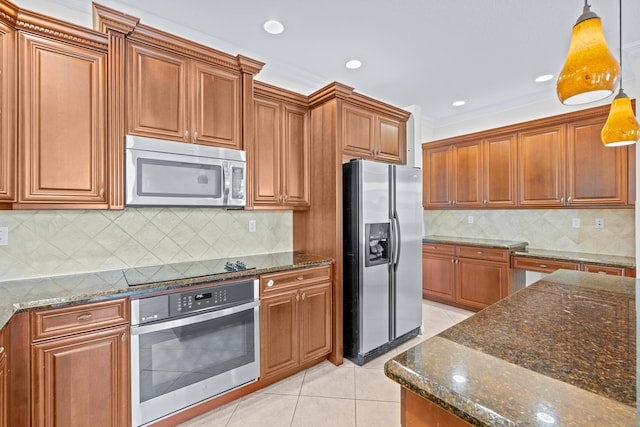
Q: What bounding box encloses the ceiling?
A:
[21,0,640,128]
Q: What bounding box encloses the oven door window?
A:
[138,158,222,198]
[138,309,255,402]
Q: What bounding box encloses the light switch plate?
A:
[572,218,580,228]
[0,226,7,246]
[595,218,604,229]
[248,220,256,233]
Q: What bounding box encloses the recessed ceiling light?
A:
[452,100,466,107]
[263,20,284,35]
[535,74,554,83]
[345,59,362,69]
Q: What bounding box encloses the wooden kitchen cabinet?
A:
[18,31,108,206]
[259,266,332,380]
[422,244,456,304]
[0,329,6,427]
[423,145,452,208]
[342,102,406,164]
[423,243,523,311]
[31,299,129,427]
[0,21,15,203]
[127,41,242,149]
[252,83,310,208]
[483,133,517,207]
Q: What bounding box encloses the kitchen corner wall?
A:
[0,208,292,281]
[425,209,635,257]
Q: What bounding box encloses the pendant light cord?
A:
[619,0,623,90]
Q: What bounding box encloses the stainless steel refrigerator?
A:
[343,159,423,365]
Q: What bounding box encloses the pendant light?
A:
[600,0,639,147]
[557,1,620,105]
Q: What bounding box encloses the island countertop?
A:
[385,269,636,426]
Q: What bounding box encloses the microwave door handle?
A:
[222,161,230,204]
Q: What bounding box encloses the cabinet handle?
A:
[451,259,455,263]
[296,294,300,302]
[184,130,190,140]
[560,197,564,204]
[476,251,484,255]
[193,131,198,141]
[77,313,92,322]
[0,346,4,355]
[483,200,487,205]
[539,264,548,268]
[267,279,274,287]
[284,195,288,202]
[302,293,306,300]
[567,196,572,204]
[296,276,304,281]
[121,333,127,342]
[453,200,457,205]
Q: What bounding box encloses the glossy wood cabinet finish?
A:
[260,266,332,379]
[30,299,130,427]
[18,32,107,206]
[127,42,242,149]
[423,243,522,311]
[401,387,472,427]
[423,103,634,209]
[0,329,6,427]
[581,263,625,276]
[252,83,310,209]
[512,255,632,277]
[0,22,15,203]
[342,102,406,164]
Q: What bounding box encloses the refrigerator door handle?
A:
[392,211,401,270]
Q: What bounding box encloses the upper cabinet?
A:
[126,42,243,149]
[341,102,407,164]
[0,21,15,203]
[423,104,635,209]
[251,82,310,209]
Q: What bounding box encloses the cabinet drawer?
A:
[581,263,625,276]
[260,265,332,295]
[422,243,455,256]
[456,246,509,262]
[32,298,129,341]
[511,256,579,274]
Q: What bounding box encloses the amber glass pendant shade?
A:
[557,6,620,105]
[601,90,639,146]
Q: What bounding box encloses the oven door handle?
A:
[130,299,259,335]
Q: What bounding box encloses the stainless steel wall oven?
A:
[130,278,259,426]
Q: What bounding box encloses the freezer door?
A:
[393,165,423,337]
[360,161,391,353]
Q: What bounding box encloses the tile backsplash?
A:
[0,208,292,281]
[425,209,635,257]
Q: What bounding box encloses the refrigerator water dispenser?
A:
[365,223,390,267]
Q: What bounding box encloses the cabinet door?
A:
[376,116,405,164]
[19,32,107,204]
[253,97,282,205]
[566,118,627,206]
[260,290,299,379]
[456,258,507,311]
[342,103,375,159]
[282,103,310,207]
[127,42,189,142]
[299,283,332,363]
[191,61,241,149]
[0,23,15,202]
[423,145,452,208]
[422,253,456,304]
[452,141,482,207]
[0,342,6,427]
[32,325,129,427]
[518,125,565,207]
[483,134,517,207]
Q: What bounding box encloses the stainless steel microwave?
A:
[125,135,246,208]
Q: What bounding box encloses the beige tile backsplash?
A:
[424,209,635,257]
[0,208,292,281]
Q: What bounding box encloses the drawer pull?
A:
[302,293,306,300]
[267,279,274,287]
[296,276,304,281]
[539,264,548,268]
[77,313,93,322]
[476,251,484,255]
[0,346,4,355]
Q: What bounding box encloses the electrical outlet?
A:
[467,216,474,224]
[572,218,580,228]
[0,226,7,246]
[248,220,257,233]
[595,218,604,229]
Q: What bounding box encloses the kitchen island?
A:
[385,269,636,426]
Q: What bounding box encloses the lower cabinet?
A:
[30,299,129,427]
[259,266,332,380]
[0,329,6,427]
[423,243,522,311]
[511,256,635,277]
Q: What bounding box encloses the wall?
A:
[0,209,292,281]
[425,209,635,257]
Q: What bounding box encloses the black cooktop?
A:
[123,259,255,286]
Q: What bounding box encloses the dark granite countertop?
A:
[385,270,637,426]
[513,248,636,269]
[0,251,333,330]
[423,235,528,250]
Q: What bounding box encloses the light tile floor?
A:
[179,300,473,427]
